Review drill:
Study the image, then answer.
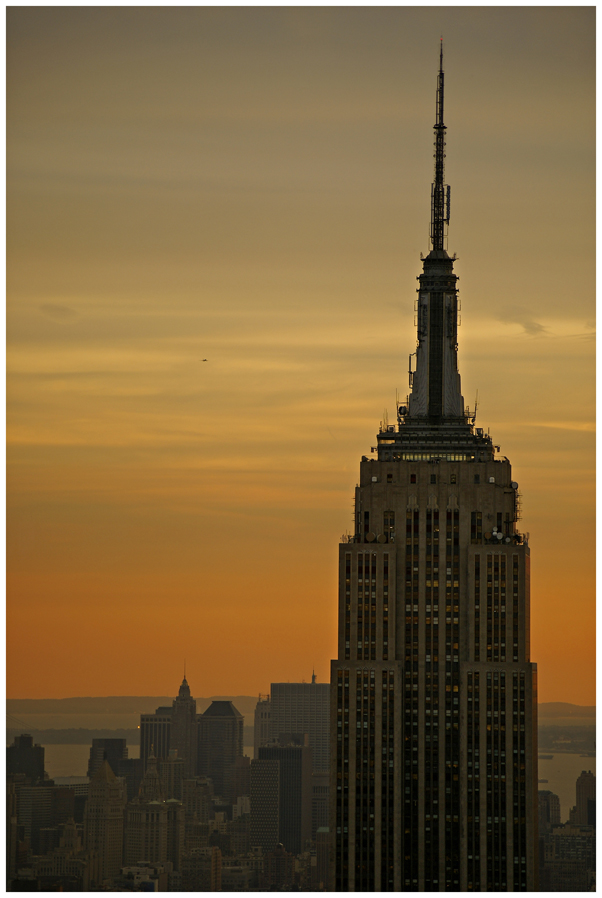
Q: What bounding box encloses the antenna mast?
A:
[431,40,449,251]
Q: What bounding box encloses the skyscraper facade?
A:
[330,48,538,891]
[270,677,330,774]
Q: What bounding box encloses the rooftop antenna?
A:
[430,39,449,252]
[472,390,479,424]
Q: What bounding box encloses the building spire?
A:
[431,40,450,252]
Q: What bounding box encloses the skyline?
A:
[7,8,595,703]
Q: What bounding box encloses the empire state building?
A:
[330,48,537,892]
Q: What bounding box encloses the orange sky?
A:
[7,8,595,704]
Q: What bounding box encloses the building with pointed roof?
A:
[140,676,198,777]
[330,46,537,891]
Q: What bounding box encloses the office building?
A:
[569,769,595,825]
[541,823,595,891]
[331,48,537,890]
[83,760,127,884]
[139,676,199,773]
[197,700,244,802]
[87,738,128,780]
[7,734,45,782]
[250,758,280,853]
[124,749,169,866]
[258,738,312,856]
[170,675,198,779]
[539,790,561,833]
[270,676,330,774]
[254,694,271,758]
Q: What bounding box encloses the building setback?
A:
[330,47,538,891]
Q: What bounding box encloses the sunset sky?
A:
[7,7,595,704]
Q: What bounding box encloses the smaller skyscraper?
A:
[170,676,198,779]
[258,737,312,856]
[269,676,330,774]
[139,676,199,773]
[83,760,127,884]
[124,750,168,866]
[87,738,128,779]
[254,694,271,758]
[250,758,280,853]
[539,789,561,833]
[197,700,244,802]
[570,769,596,825]
[7,734,45,782]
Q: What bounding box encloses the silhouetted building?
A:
[124,749,168,866]
[87,737,128,779]
[83,760,127,885]
[197,700,244,802]
[314,826,330,890]
[159,750,186,800]
[269,675,330,774]
[569,769,596,825]
[181,845,221,891]
[233,754,251,802]
[258,739,312,855]
[31,819,100,892]
[140,705,172,769]
[15,783,53,855]
[254,694,271,758]
[331,48,538,891]
[264,842,295,890]
[183,776,213,826]
[115,756,144,802]
[541,823,595,891]
[7,734,45,782]
[140,677,199,774]
[250,758,279,853]
[539,789,561,833]
[170,676,198,779]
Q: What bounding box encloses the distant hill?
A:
[538,702,595,718]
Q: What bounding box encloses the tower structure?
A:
[84,760,127,885]
[330,46,538,891]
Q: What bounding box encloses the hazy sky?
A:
[7,7,595,703]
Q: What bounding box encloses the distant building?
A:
[250,758,279,853]
[314,827,330,890]
[181,845,221,891]
[30,819,100,892]
[87,738,128,779]
[183,776,213,826]
[140,705,172,769]
[139,677,199,774]
[539,790,561,833]
[15,783,53,855]
[197,700,244,802]
[263,843,295,890]
[124,749,168,866]
[254,694,271,757]
[570,769,596,825]
[7,734,45,782]
[541,823,596,891]
[83,760,127,885]
[258,738,312,855]
[269,676,330,774]
[159,750,186,800]
[233,755,251,802]
[170,676,198,779]
[115,757,144,803]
